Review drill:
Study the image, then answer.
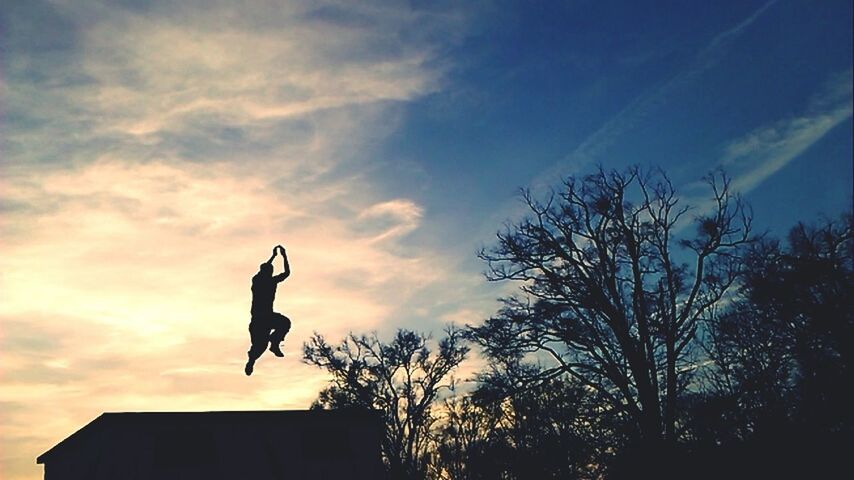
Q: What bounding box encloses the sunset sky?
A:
[1,1,851,478]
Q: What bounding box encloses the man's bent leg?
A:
[246,320,272,375]
[268,313,291,357]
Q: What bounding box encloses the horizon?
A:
[1,1,851,479]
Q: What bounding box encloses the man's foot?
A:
[269,343,284,357]
[245,360,254,376]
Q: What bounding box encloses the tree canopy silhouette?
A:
[301,166,849,479]
[433,373,610,479]
[701,214,854,437]
[469,167,754,443]
[303,327,468,479]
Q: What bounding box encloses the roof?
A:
[37,409,385,479]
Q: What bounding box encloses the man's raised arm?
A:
[264,247,277,265]
[274,245,290,282]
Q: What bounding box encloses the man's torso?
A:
[250,274,278,317]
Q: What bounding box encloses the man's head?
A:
[258,263,273,276]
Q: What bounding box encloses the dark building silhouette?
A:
[37,409,385,480]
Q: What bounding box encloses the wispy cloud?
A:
[356,199,424,242]
[669,69,854,223]
[526,0,779,193]
[722,70,853,193]
[469,1,781,249]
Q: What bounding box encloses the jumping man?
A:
[245,245,292,376]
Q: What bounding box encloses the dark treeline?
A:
[303,167,853,479]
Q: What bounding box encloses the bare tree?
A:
[470,167,753,443]
[303,327,468,479]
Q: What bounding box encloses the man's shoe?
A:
[270,343,284,357]
[245,360,254,376]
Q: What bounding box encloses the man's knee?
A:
[274,314,291,332]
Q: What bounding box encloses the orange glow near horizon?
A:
[1,156,489,479]
[0,3,491,477]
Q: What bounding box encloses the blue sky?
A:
[0,1,851,478]
[381,0,851,246]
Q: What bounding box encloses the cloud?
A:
[0,156,443,359]
[722,70,853,193]
[651,69,852,233]
[0,160,491,478]
[0,147,446,480]
[75,17,436,137]
[525,0,779,194]
[2,0,465,170]
[0,2,477,479]
[355,199,424,242]
[467,0,783,249]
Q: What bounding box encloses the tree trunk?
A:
[625,340,662,441]
[664,341,677,441]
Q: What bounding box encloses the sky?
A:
[0,0,851,478]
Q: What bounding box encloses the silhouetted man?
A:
[245,245,292,376]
